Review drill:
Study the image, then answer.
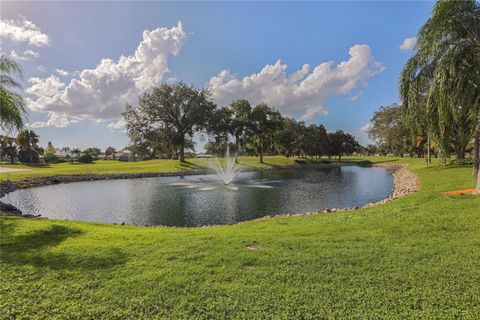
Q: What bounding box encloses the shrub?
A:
[294,159,307,165]
[18,150,39,163]
[78,154,93,164]
[44,153,58,163]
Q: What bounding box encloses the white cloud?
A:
[0,17,50,47]
[400,37,416,51]
[361,122,372,133]
[55,68,69,76]
[208,44,384,120]
[299,106,328,122]
[107,119,126,130]
[26,76,65,98]
[30,115,70,128]
[25,22,186,127]
[10,49,39,60]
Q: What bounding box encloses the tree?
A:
[368,104,417,156]
[123,82,216,162]
[207,107,233,156]
[0,54,26,132]
[44,141,58,163]
[105,147,117,160]
[83,147,102,160]
[229,99,253,162]
[250,103,284,163]
[304,124,327,158]
[324,130,359,160]
[399,0,480,170]
[16,129,40,163]
[0,135,17,163]
[276,118,301,158]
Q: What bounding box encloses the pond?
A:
[1,166,393,227]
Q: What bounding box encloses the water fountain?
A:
[206,146,239,185]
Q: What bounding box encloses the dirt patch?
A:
[442,188,477,196]
[246,243,261,250]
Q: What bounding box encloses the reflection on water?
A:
[1,166,393,227]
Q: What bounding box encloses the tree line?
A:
[0,130,122,164]
[123,82,360,163]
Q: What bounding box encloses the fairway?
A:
[1,157,479,319]
[0,156,296,182]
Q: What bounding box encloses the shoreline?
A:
[257,163,420,221]
[0,162,419,221]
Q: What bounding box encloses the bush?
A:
[78,154,93,164]
[447,157,474,165]
[18,150,39,163]
[294,159,307,165]
[44,154,58,163]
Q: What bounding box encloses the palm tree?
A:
[399,0,480,170]
[0,54,26,131]
[16,129,39,163]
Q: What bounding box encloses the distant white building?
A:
[54,147,80,160]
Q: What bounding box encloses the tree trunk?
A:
[235,137,240,164]
[476,165,480,194]
[456,144,466,162]
[473,131,480,177]
[179,144,185,162]
[426,134,431,165]
[259,137,264,163]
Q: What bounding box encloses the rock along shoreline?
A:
[258,163,420,221]
[0,162,419,220]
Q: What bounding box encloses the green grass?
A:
[1,157,480,319]
[0,156,296,181]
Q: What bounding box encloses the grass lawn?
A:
[1,157,479,319]
[0,156,296,181]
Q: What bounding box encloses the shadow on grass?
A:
[179,160,208,170]
[1,221,128,270]
[1,163,52,168]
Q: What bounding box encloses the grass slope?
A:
[0,156,295,181]
[1,157,480,319]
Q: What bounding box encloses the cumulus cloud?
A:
[25,22,186,127]
[400,37,416,51]
[360,122,372,133]
[30,115,71,128]
[107,119,127,130]
[55,68,69,76]
[10,49,39,60]
[208,44,384,120]
[26,76,65,98]
[0,17,50,46]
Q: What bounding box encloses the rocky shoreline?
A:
[0,162,419,220]
[257,163,419,220]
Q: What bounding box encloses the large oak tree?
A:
[123,82,216,162]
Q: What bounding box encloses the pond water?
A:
[1,166,393,227]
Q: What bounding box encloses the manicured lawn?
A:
[0,156,296,181]
[1,157,479,319]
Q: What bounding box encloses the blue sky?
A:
[0,1,434,150]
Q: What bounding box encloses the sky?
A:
[0,1,434,151]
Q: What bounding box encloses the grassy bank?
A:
[1,157,480,319]
[0,156,296,181]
